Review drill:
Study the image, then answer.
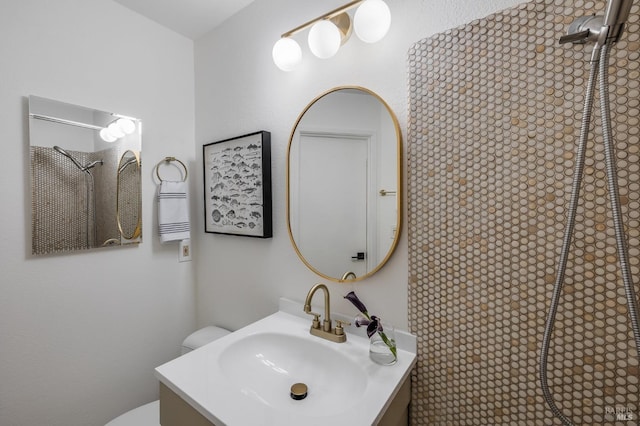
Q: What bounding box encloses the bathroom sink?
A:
[218,332,367,414]
[155,298,416,425]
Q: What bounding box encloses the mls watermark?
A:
[605,406,636,421]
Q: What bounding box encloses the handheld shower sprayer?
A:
[603,0,634,39]
[54,145,85,171]
[52,145,104,248]
[53,146,103,172]
[541,1,640,425]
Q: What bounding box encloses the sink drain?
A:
[290,383,308,400]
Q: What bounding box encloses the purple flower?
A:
[345,291,398,360]
[353,315,384,338]
[354,315,370,328]
[344,291,369,315]
[367,315,384,338]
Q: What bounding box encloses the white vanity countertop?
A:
[155,299,417,426]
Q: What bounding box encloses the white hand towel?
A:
[157,181,190,243]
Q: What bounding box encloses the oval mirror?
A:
[117,150,142,241]
[286,87,402,282]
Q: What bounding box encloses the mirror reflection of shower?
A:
[53,146,103,248]
[29,95,143,255]
[54,146,103,171]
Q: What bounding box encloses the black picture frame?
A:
[203,131,272,238]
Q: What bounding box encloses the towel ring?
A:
[155,156,188,182]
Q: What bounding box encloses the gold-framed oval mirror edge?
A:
[116,149,142,241]
[286,86,403,283]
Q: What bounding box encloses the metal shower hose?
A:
[539,42,640,426]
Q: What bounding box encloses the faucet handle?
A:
[334,319,351,336]
[305,309,321,329]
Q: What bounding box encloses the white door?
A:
[295,133,369,278]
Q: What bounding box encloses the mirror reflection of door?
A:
[294,133,371,278]
[286,87,402,282]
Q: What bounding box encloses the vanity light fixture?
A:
[29,111,136,143]
[99,118,136,142]
[272,0,391,71]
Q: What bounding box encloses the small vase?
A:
[369,322,397,365]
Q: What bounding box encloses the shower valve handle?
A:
[559,15,603,46]
[559,29,591,44]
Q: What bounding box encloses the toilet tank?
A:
[181,326,231,355]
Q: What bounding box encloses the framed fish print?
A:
[203,131,272,238]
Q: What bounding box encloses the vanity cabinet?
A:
[159,383,218,426]
[159,377,411,426]
[378,376,411,426]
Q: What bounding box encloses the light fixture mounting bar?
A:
[281,0,364,38]
[29,113,104,131]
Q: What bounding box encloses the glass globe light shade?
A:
[116,118,136,135]
[99,128,117,142]
[272,38,302,71]
[107,122,125,139]
[354,0,391,43]
[308,20,341,59]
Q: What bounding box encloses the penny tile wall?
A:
[31,146,90,254]
[31,146,120,254]
[407,0,640,424]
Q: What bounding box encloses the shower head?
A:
[604,0,633,26]
[603,0,634,41]
[84,160,104,170]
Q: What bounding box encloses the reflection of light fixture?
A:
[29,109,136,143]
[99,118,136,142]
[116,118,136,135]
[272,0,391,71]
[108,122,125,139]
[100,128,118,142]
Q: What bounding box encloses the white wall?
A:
[0,1,196,425]
[193,0,525,332]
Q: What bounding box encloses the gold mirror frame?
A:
[286,86,403,283]
[117,150,142,240]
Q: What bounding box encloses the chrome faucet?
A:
[304,283,350,343]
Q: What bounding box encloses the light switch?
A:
[179,239,192,262]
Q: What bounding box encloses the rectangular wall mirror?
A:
[29,95,142,255]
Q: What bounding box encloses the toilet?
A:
[105,326,231,426]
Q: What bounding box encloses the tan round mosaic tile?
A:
[31,146,90,253]
[408,0,640,424]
